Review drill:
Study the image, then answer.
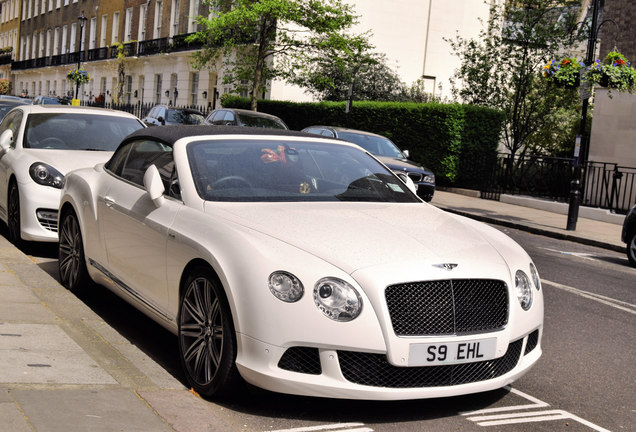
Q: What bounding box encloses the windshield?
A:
[23,113,144,150]
[166,109,208,125]
[237,113,287,129]
[337,132,404,158]
[187,139,418,203]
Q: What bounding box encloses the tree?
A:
[447,0,584,158]
[289,31,408,102]
[190,0,360,111]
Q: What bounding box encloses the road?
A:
[22,225,635,432]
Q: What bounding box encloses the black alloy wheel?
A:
[7,182,21,245]
[178,267,240,398]
[627,232,636,268]
[58,210,90,292]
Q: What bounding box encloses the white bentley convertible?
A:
[59,126,543,400]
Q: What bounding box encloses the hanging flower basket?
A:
[542,57,583,89]
[585,51,636,92]
[66,69,90,85]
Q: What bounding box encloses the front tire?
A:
[58,209,91,292]
[178,267,241,398]
[7,182,21,245]
[627,232,636,268]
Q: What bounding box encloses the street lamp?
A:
[76,12,88,100]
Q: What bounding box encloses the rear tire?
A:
[58,209,91,292]
[178,266,241,399]
[627,232,636,268]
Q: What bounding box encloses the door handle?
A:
[104,197,115,207]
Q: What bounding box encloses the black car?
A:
[206,108,288,129]
[621,204,636,267]
[301,126,435,201]
[143,105,208,126]
[0,99,30,121]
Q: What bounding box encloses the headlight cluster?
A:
[268,272,363,322]
[515,263,541,311]
[423,174,435,184]
[29,163,64,189]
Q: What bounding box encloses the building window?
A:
[69,22,76,52]
[89,17,96,49]
[112,11,120,43]
[170,73,177,105]
[124,8,132,42]
[139,3,147,41]
[153,0,162,39]
[125,75,132,104]
[100,15,107,47]
[190,72,199,106]
[155,74,162,104]
[53,27,59,55]
[61,25,67,54]
[188,0,199,33]
[45,29,51,56]
[170,0,179,37]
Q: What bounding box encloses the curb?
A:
[437,205,625,254]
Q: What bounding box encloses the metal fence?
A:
[83,101,213,120]
[478,153,636,214]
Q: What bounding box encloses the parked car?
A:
[0,95,33,104]
[142,105,208,126]
[33,95,70,105]
[301,126,435,201]
[206,108,288,129]
[621,204,636,267]
[0,105,145,243]
[59,125,543,400]
[0,99,30,122]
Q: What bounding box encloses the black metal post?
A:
[75,12,87,100]
[567,0,603,230]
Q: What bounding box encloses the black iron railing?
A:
[478,153,635,214]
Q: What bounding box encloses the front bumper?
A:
[17,180,61,242]
[236,328,541,400]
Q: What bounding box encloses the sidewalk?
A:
[0,190,627,431]
[431,189,625,253]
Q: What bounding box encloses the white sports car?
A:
[59,126,543,400]
[0,105,144,243]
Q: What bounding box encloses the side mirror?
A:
[395,172,418,195]
[0,129,13,153]
[401,149,410,158]
[143,165,165,207]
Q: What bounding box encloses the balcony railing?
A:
[11,33,201,72]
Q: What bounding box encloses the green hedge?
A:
[221,96,504,185]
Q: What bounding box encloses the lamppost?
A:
[566,0,601,230]
[76,12,88,100]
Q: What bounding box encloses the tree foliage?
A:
[190,0,360,110]
[447,0,584,157]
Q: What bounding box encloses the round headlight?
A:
[29,162,65,189]
[529,263,541,291]
[515,270,533,311]
[313,277,362,322]
[268,271,303,302]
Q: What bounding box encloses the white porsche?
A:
[59,126,543,400]
[0,105,144,243]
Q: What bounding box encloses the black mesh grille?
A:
[385,279,509,336]
[338,339,522,388]
[278,347,322,375]
[524,329,539,355]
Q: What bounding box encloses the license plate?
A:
[408,338,497,366]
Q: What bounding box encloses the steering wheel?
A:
[210,176,253,190]
[39,137,68,149]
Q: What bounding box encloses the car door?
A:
[99,138,181,315]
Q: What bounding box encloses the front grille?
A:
[278,347,322,375]
[338,339,522,388]
[524,329,539,355]
[385,279,508,336]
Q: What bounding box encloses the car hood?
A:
[376,156,432,175]
[208,202,513,277]
[24,149,114,175]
